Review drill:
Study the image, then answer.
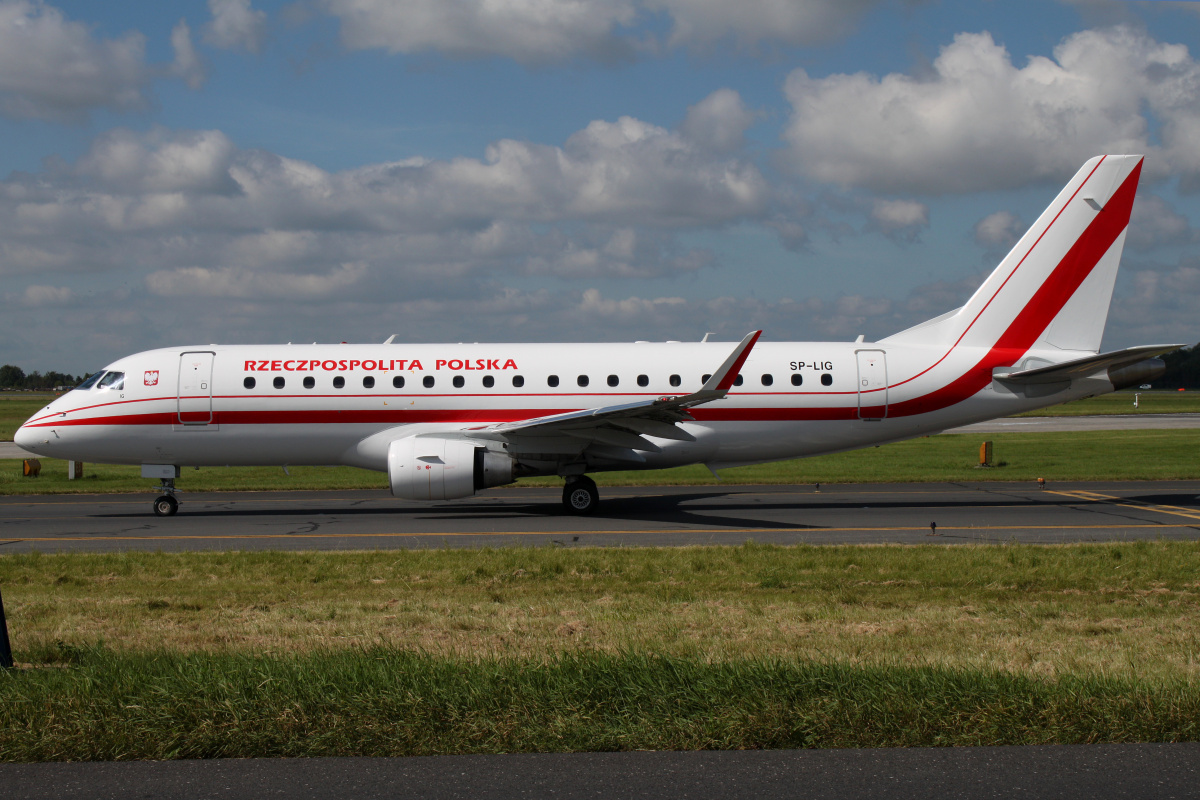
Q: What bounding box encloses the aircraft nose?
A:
[14,421,43,454]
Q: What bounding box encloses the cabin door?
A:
[177,351,215,425]
[855,349,888,420]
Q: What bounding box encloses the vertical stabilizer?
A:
[883,155,1142,355]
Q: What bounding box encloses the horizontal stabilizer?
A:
[992,344,1185,385]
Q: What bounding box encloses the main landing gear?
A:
[562,475,599,515]
[153,478,179,517]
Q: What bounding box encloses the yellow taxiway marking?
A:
[0,523,1192,544]
[1048,490,1200,523]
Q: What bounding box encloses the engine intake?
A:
[388,437,514,501]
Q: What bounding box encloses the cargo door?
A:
[177,351,215,425]
[855,349,888,420]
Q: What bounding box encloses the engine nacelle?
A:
[1108,358,1166,391]
[388,437,514,501]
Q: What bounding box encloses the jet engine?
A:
[388,437,514,501]
[1108,358,1166,391]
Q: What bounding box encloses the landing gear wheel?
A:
[153,495,179,517]
[562,476,599,516]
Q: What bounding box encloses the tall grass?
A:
[2,647,1198,761]
[6,543,1200,682]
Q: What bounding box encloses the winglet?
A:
[700,330,761,394]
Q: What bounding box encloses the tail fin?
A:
[883,155,1143,355]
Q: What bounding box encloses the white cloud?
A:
[0,114,765,317]
[648,0,882,50]
[76,128,239,194]
[170,19,206,90]
[20,284,72,306]
[1128,193,1197,250]
[680,89,756,154]
[146,262,368,299]
[973,210,1024,248]
[0,0,150,121]
[1109,260,1200,348]
[204,0,266,53]
[320,0,639,65]
[869,198,928,239]
[318,0,886,65]
[50,117,766,235]
[781,26,1200,194]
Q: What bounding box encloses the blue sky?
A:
[2,0,1200,374]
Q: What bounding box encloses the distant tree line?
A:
[0,364,85,391]
[1159,345,1200,390]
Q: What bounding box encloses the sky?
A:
[2,0,1200,374]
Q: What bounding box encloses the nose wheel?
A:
[153,478,179,516]
[153,495,179,517]
[562,476,599,515]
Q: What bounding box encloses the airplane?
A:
[15,155,1183,517]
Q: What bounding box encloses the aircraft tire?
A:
[562,476,599,515]
[153,495,179,517]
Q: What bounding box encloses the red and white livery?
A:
[16,156,1181,516]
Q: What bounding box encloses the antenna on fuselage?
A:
[383,335,397,344]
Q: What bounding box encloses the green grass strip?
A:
[7,429,1200,494]
[2,648,1198,760]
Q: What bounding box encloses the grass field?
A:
[6,428,1200,494]
[2,542,1200,759]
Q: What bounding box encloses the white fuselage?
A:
[15,338,1108,476]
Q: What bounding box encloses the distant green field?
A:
[1016,390,1200,416]
[5,428,1200,494]
[0,392,54,440]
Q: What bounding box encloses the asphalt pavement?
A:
[4,744,1199,800]
[4,480,1200,553]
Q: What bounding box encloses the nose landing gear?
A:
[153,479,179,517]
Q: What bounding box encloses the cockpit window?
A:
[77,371,105,390]
[98,371,125,391]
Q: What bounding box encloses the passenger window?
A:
[453,375,465,388]
[363,376,375,389]
[547,375,559,387]
[303,376,315,389]
[761,374,773,386]
[393,375,405,389]
[577,375,589,387]
[669,374,681,387]
[637,375,649,387]
[423,376,435,388]
[791,373,803,386]
[513,375,525,388]
[821,373,833,386]
[273,377,285,389]
[607,375,619,387]
[734,374,743,387]
[99,371,125,390]
[483,375,494,388]
[333,376,345,389]
[702,374,711,383]
[243,377,256,390]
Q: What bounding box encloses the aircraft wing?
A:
[456,330,761,457]
[992,344,1186,384]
